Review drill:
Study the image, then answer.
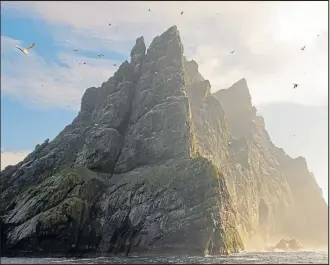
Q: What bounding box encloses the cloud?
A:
[1,150,30,170]
[1,1,328,108]
[1,35,119,110]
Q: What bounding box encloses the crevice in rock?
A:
[258,198,269,226]
[111,44,146,175]
[107,214,142,256]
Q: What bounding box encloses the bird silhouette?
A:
[73,49,78,52]
[231,49,235,54]
[181,11,184,15]
[98,54,104,57]
[301,46,306,51]
[113,64,117,66]
[293,83,298,89]
[148,8,151,11]
[109,23,112,26]
[15,42,35,55]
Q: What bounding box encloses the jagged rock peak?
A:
[130,36,146,67]
[130,36,145,56]
[233,78,248,87]
[215,78,252,109]
[147,25,183,56]
[183,58,204,86]
[163,25,179,36]
[183,57,200,73]
[294,156,308,168]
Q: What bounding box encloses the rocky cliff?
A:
[0,25,327,256]
[184,67,327,249]
[0,26,243,257]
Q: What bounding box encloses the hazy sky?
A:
[1,1,328,201]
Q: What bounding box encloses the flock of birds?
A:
[14,9,322,117]
[15,16,320,92]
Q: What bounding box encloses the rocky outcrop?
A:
[1,25,327,256]
[0,26,243,257]
[271,239,302,251]
[273,152,328,246]
[183,61,327,248]
[214,82,327,247]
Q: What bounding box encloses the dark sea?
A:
[1,251,328,264]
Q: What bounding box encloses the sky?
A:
[0,1,328,202]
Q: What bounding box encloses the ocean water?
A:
[1,251,328,264]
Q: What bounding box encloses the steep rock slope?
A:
[273,150,328,246]
[0,26,243,256]
[214,81,327,247]
[183,61,327,248]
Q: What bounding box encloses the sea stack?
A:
[0,25,327,257]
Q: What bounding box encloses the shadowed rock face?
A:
[0,26,243,257]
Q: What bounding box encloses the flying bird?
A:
[148,8,151,11]
[228,141,232,146]
[113,64,117,66]
[98,54,104,57]
[15,42,35,55]
[73,49,78,52]
[293,83,298,89]
[181,11,184,15]
[67,105,70,108]
[109,23,112,26]
[231,49,235,54]
[301,45,306,51]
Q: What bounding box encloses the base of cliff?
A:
[1,157,244,257]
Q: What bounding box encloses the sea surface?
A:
[1,251,328,264]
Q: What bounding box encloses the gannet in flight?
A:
[15,42,35,55]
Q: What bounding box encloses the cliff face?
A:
[0,26,243,256]
[184,63,327,248]
[0,25,327,256]
[215,81,327,247]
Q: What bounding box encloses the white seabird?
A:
[15,42,35,55]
